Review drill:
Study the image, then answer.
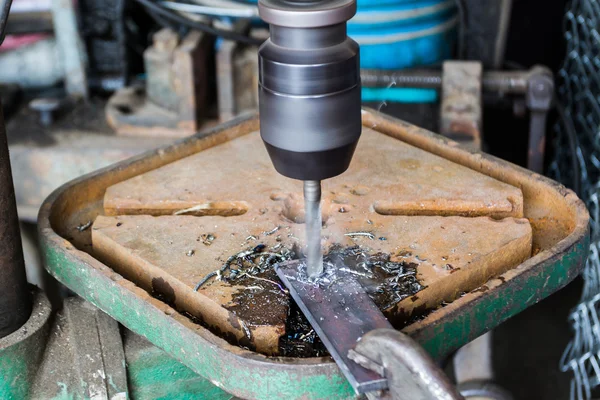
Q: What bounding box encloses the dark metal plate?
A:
[276,260,391,394]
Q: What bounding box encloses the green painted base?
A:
[0,290,52,400]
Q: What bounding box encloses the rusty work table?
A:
[38,110,589,399]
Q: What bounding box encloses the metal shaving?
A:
[194,244,295,291]
[76,221,92,232]
[263,226,280,236]
[345,232,375,240]
[292,245,424,310]
[199,234,215,246]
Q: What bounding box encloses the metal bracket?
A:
[524,67,554,173]
[440,61,483,151]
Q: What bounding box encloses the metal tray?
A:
[38,110,589,399]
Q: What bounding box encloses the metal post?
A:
[0,101,32,338]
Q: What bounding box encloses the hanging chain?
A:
[552,1,600,399]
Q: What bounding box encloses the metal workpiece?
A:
[276,261,391,394]
[0,104,31,339]
[258,0,361,181]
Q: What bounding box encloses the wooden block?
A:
[103,128,523,219]
[92,214,531,347]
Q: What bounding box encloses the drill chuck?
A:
[258,0,362,181]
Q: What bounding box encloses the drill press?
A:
[258,0,362,276]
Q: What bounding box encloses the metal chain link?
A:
[552,1,600,399]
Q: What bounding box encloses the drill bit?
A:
[304,180,323,277]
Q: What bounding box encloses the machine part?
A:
[525,72,554,173]
[51,0,89,98]
[106,28,210,137]
[452,331,515,400]
[0,37,64,88]
[0,289,231,399]
[29,297,129,399]
[29,97,60,126]
[352,329,463,400]
[0,102,31,338]
[276,260,391,393]
[453,332,494,384]
[0,290,52,399]
[440,61,482,149]
[362,65,554,170]
[38,112,589,399]
[4,10,53,34]
[0,0,12,45]
[457,381,514,400]
[258,0,362,181]
[216,24,266,122]
[303,180,323,276]
[78,0,129,92]
[360,65,547,95]
[459,0,513,69]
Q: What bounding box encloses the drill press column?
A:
[258,0,362,276]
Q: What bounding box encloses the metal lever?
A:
[525,72,554,173]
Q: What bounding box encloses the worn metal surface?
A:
[91,212,531,339]
[106,28,210,137]
[92,215,291,355]
[0,290,52,400]
[103,128,523,219]
[38,111,589,399]
[0,104,31,338]
[440,61,482,150]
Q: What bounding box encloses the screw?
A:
[29,98,61,126]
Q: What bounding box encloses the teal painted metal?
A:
[0,291,52,400]
[126,336,231,400]
[39,243,354,399]
[37,112,590,399]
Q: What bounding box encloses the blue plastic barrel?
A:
[349,0,457,70]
